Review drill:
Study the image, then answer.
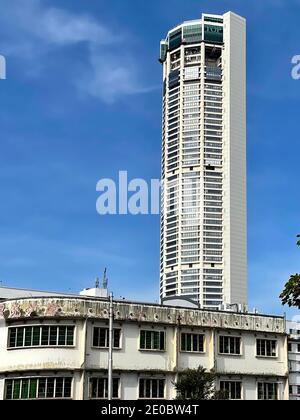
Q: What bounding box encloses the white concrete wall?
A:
[85,324,288,377]
[86,322,176,372]
[0,373,288,401]
[177,328,213,371]
[218,376,287,400]
[0,315,289,400]
[83,372,177,400]
[216,331,287,377]
[0,319,84,372]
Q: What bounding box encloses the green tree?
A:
[174,366,228,400]
[280,235,300,309]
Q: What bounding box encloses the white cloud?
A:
[0,0,113,49]
[0,0,153,103]
[78,48,156,104]
[39,8,113,46]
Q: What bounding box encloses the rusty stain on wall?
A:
[0,298,285,334]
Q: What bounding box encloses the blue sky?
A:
[0,0,299,318]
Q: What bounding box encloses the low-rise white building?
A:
[0,290,289,400]
[287,320,300,400]
[0,286,77,301]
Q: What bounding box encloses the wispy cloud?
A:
[77,48,157,104]
[0,0,154,103]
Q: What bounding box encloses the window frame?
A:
[218,335,242,356]
[4,376,73,400]
[139,330,166,352]
[180,332,205,353]
[92,327,122,350]
[138,378,166,400]
[7,324,76,350]
[257,382,278,400]
[256,339,278,358]
[219,381,243,400]
[89,377,120,400]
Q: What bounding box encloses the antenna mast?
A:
[103,268,108,289]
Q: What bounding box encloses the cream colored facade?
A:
[160,12,247,309]
[0,296,289,400]
[287,321,300,400]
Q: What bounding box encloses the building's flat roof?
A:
[0,290,285,320]
[0,286,76,300]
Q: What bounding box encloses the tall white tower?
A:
[159,12,247,309]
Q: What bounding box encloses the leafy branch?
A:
[280,235,300,309]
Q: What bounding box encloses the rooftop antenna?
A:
[95,276,100,289]
[103,268,108,289]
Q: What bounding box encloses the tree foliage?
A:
[280,235,300,309]
[174,366,228,400]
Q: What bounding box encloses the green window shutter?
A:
[8,328,16,348]
[58,326,67,346]
[29,379,38,399]
[49,326,57,345]
[13,380,21,399]
[67,326,74,346]
[21,379,29,399]
[160,331,165,350]
[16,327,24,347]
[32,327,40,346]
[140,330,145,349]
[5,380,13,400]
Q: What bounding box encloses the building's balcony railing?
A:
[205,159,222,167]
[185,55,201,65]
[171,60,181,70]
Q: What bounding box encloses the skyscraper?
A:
[159,12,247,309]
